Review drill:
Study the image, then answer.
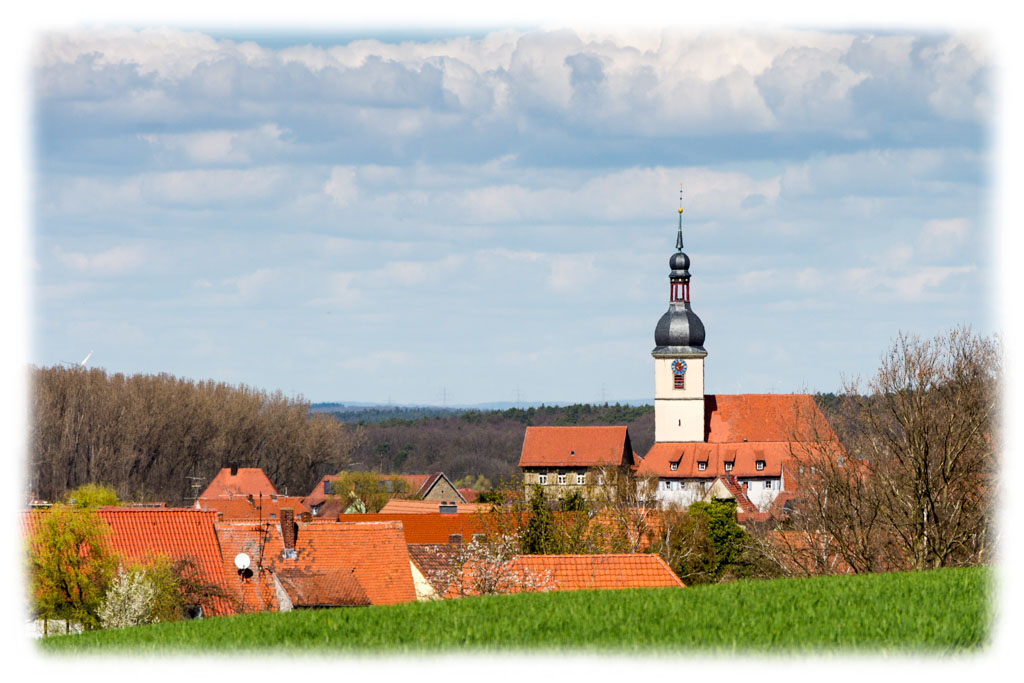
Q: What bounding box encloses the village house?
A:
[302,471,466,517]
[518,425,637,500]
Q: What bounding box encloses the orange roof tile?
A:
[352,513,489,544]
[377,499,492,515]
[458,488,480,503]
[216,519,417,607]
[22,507,236,617]
[639,441,797,479]
[704,394,835,443]
[200,467,279,500]
[450,553,684,596]
[197,495,309,520]
[519,426,634,468]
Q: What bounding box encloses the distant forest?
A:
[28,365,838,506]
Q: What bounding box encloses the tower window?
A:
[674,374,685,389]
[671,359,687,390]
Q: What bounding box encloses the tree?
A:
[61,482,120,508]
[98,566,157,629]
[764,327,999,574]
[428,534,555,598]
[586,465,660,553]
[328,471,410,513]
[28,506,117,631]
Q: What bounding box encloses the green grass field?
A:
[38,566,990,655]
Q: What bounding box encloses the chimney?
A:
[230,462,239,476]
[439,502,457,514]
[300,512,312,523]
[280,507,296,556]
[448,533,463,544]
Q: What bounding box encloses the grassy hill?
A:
[38,566,990,654]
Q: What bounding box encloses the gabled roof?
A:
[197,495,309,520]
[216,519,417,607]
[703,394,835,443]
[519,426,634,468]
[639,441,796,479]
[407,543,462,593]
[274,565,370,608]
[22,507,236,616]
[199,467,278,500]
[302,472,464,507]
[639,394,838,481]
[377,499,492,515]
[703,475,758,514]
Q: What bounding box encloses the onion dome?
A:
[653,205,707,357]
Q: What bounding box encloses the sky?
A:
[25,23,998,406]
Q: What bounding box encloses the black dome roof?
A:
[653,302,706,355]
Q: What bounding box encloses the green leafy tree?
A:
[61,482,121,508]
[28,506,117,631]
[520,486,559,554]
[650,500,760,585]
[329,471,410,513]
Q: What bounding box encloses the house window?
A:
[671,481,679,491]
[597,474,604,485]
[670,462,678,471]
[756,460,765,471]
[538,473,548,485]
[576,473,586,485]
[697,461,707,471]
[724,462,733,472]
[557,473,566,485]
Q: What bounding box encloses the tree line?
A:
[29,366,360,506]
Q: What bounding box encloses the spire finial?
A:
[676,182,684,252]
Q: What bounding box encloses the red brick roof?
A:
[197,495,309,520]
[200,467,279,500]
[216,519,417,607]
[22,507,236,617]
[519,426,634,468]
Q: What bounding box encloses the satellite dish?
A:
[234,552,251,570]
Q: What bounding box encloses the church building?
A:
[518,197,836,513]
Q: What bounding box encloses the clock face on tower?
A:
[671,359,687,389]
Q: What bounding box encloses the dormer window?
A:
[756,460,765,471]
[697,461,707,471]
[669,462,679,471]
[724,462,733,472]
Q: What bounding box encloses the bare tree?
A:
[759,327,999,574]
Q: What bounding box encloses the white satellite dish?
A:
[234,552,251,570]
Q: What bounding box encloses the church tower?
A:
[652,191,706,442]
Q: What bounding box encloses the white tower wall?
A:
[653,356,705,441]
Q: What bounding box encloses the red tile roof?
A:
[519,426,634,468]
[197,495,309,520]
[275,565,370,607]
[407,543,461,593]
[377,499,492,515]
[302,472,449,508]
[352,513,489,544]
[458,488,480,503]
[200,467,279,500]
[638,394,838,482]
[22,507,236,617]
[450,553,684,596]
[216,519,417,607]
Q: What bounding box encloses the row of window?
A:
[658,479,780,491]
[537,473,592,486]
[669,460,766,472]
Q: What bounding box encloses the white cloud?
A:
[920,217,970,243]
[224,268,278,299]
[140,167,288,206]
[323,166,359,207]
[141,124,287,164]
[55,245,146,275]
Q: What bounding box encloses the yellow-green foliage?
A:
[29,506,117,630]
[329,471,410,513]
[61,483,121,508]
